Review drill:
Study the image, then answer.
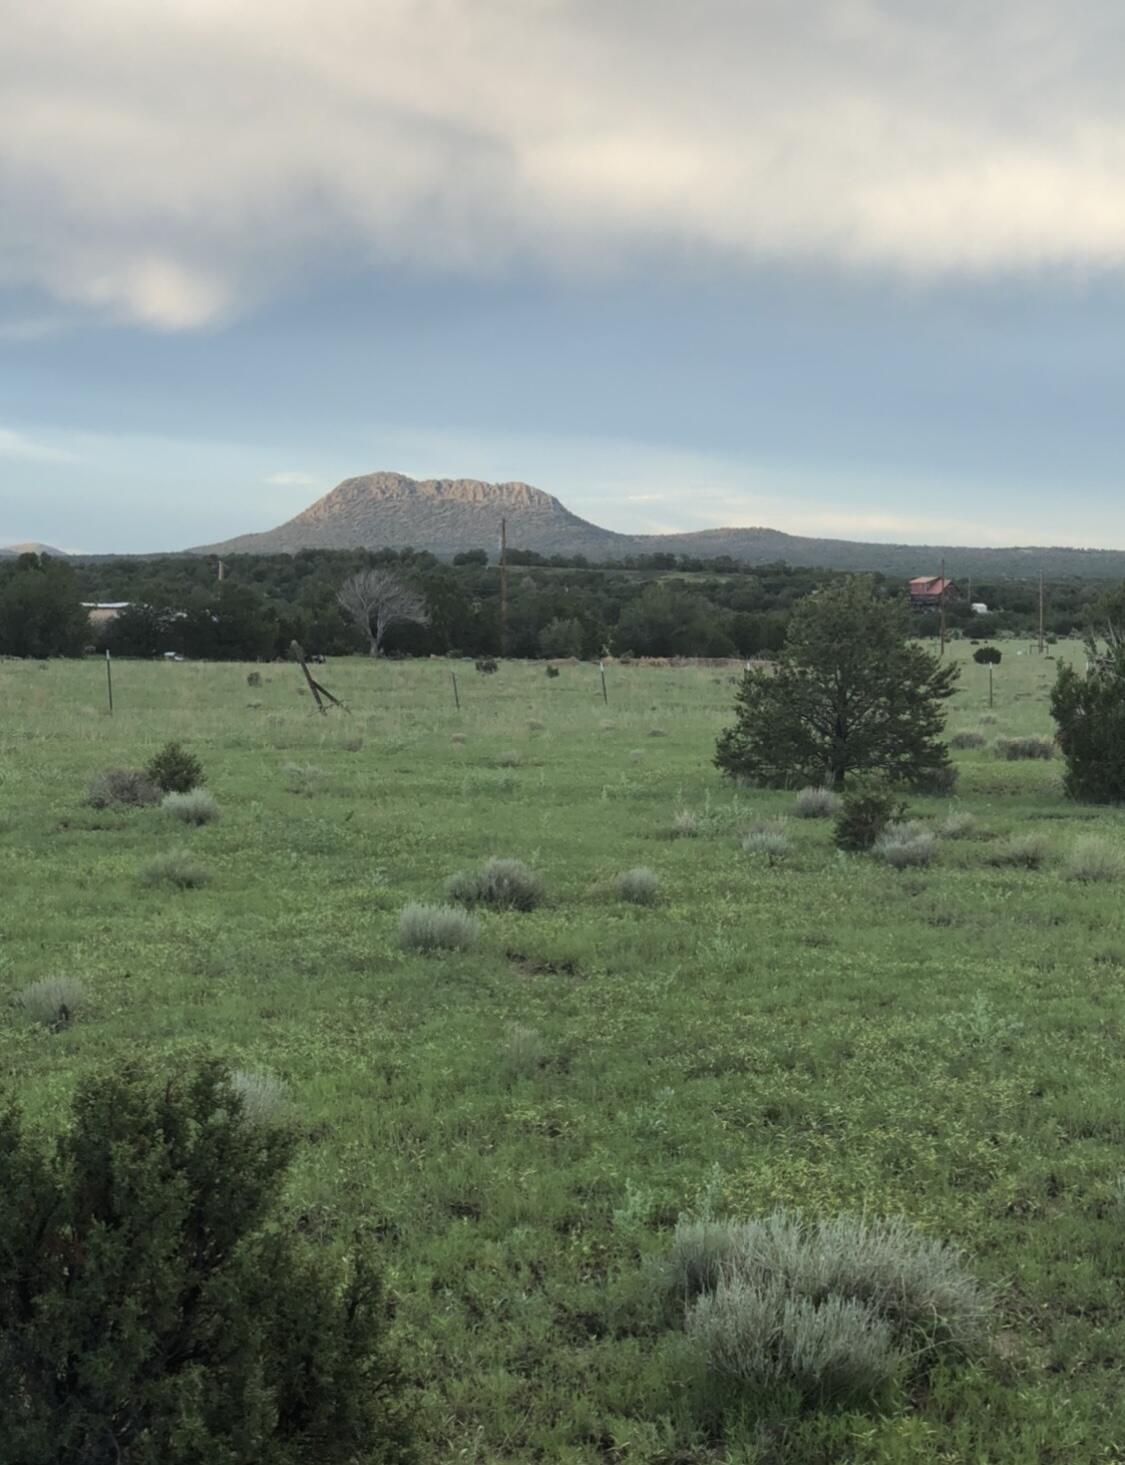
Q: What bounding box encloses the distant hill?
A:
[0,542,69,558]
[193,470,1125,581]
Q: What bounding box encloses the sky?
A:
[3,0,1125,554]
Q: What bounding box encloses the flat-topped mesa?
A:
[296,474,557,523]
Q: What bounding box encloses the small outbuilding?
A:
[907,576,954,609]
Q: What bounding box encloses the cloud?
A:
[264,471,321,488]
[0,427,76,463]
[3,1,1125,329]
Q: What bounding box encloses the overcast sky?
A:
[3,0,1125,553]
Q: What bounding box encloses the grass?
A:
[0,644,1123,1461]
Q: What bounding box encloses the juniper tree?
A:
[0,1061,413,1465]
[1051,631,1125,803]
[715,576,957,789]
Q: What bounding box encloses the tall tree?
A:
[337,568,430,656]
[1051,630,1125,803]
[715,576,958,789]
[0,553,89,657]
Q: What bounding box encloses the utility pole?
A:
[217,558,224,583]
[499,517,508,658]
[939,556,947,658]
[1038,571,1045,655]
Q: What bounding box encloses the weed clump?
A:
[14,977,87,1029]
[950,731,987,750]
[938,812,977,840]
[741,830,790,863]
[1064,835,1125,883]
[501,1023,545,1077]
[146,740,204,793]
[282,763,323,796]
[399,902,479,952]
[793,786,840,819]
[446,857,544,912]
[163,789,220,826]
[614,866,660,905]
[140,850,213,889]
[246,671,262,687]
[834,776,902,852]
[229,1069,290,1126]
[995,736,1055,761]
[475,657,498,675]
[671,809,701,838]
[669,1211,987,1406]
[86,768,161,809]
[545,665,560,678]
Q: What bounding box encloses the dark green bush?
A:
[145,740,204,794]
[475,658,498,675]
[0,1061,413,1464]
[1051,641,1125,803]
[834,776,904,852]
[545,665,560,678]
[972,647,1002,665]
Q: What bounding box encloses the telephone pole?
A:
[1038,570,1045,655]
[939,556,947,658]
[499,517,508,657]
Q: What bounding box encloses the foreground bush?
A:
[834,776,903,852]
[162,788,220,825]
[0,1061,413,1464]
[86,767,161,809]
[670,1211,987,1406]
[995,736,1055,761]
[446,857,544,911]
[399,902,479,952]
[793,786,840,819]
[145,740,204,793]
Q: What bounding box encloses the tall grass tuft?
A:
[741,829,790,864]
[86,768,161,809]
[938,812,977,840]
[987,834,1049,870]
[950,731,987,750]
[1064,835,1125,883]
[140,850,213,889]
[163,789,220,826]
[671,809,701,838]
[399,903,479,952]
[670,1210,987,1404]
[794,786,841,819]
[229,1069,290,1126]
[446,857,544,911]
[14,977,87,1029]
[614,866,660,905]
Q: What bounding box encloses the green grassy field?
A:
[2,643,1123,1463]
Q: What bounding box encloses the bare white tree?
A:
[337,568,430,656]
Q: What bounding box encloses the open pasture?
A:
[1,642,1122,1462]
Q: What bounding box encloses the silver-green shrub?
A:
[614,866,660,906]
[14,977,87,1029]
[875,823,936,869]
[950,731,987,750]
[793,787,840,819]
[163,789,220,826]
[988,834,1049,870]
[1064,835,1125,883]
[445,857,544,911]
[398,902,479,952]
[230,1069,290,1126]
[741,830,790,863]
[140,850,212,889]
[87,768,161,809]
[995,736,1055,761]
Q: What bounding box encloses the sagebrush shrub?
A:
[0,1061,413,1463]
[875,824,936,869]
[995,736,1055,761]
[793,786,840,819]
[145,740,204,793]
[140,850,212,889]
[614,866,660,905]
[672,809,701,838]
[281,762,323,796]
[398,903,479,952]
[987,834,1049,870]
[163,789,220,826]
[445,857,544,911]
[14,977,87,1029]
[950,731,987,750]
[1064,835,1125,883]
[246,671,262,687]
[741,830,790,863]
[495,750,522,768]
[86,767,161,809]
[939,812,977,839]
[669,1210,986,1406]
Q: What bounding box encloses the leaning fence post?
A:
[105,649,114,715]
[451,671,460,710]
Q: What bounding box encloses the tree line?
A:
[1,545,1123,660]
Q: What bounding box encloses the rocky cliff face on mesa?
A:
[194,472,628,558]
[191,469,1125,579]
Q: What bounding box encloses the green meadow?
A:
[1,642,1122,1462]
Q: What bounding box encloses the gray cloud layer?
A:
[4,0,1124,328]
